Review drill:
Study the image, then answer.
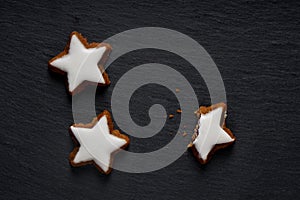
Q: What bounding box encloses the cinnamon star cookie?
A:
[48,31,111,95]
[69,110,130,174]
[189,103,236,164]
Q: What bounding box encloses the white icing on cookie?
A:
[50,34,107,92]
[70,115,127,172]
[193,107,234,161]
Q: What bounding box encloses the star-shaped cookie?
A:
[69,110,130,174]
[189,103,236,164]
[48,31,111,95]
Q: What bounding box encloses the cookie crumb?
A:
[169,114,174,119]
[187,142,193,148]
[182,131,187,137]
[176,109,182,113]
[194,110,200,117]
[175,88,180,93]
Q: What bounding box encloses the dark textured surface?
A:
[1,0,300,199]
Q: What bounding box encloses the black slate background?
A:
[1,0,299,199]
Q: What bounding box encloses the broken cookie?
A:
[189,103,236,164]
